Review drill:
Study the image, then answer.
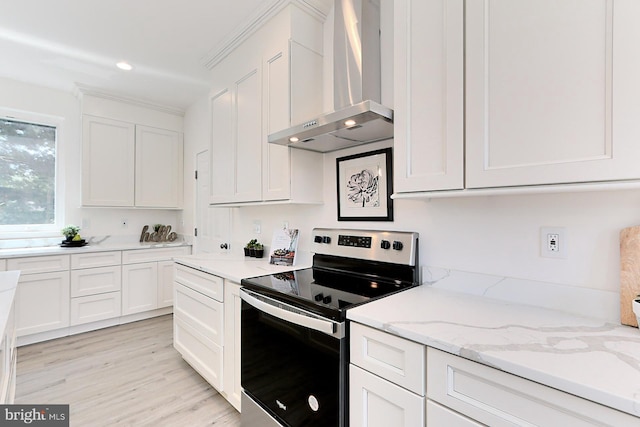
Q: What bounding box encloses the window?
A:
[0,117,57,230]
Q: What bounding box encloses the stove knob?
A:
[314,293,324,302]
[380,240,391,250]
[314,235,323,243]
[323,295,332,304]
[322,236,331,244]
[392,241,404,251]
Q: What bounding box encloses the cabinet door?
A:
[82,115,135,206]
[263,40,324,202]
[15,271,70,336]
[466,0,640,188]
[262,43,292,201]
[210,87,235,204]
[157,260,175,308]
[223,280,242,411]
[394,0,464,192]
[233,64,263,202]
[135,125,183,208]
[349,364,424,427]
[122,262,158,315]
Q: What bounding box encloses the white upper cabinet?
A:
[210,58,263,204]
[394,0,640,194]
[82,116,136,206]
[135,125,183,208]
[466,0,640,188]
[394,0,464,193]
[209,4,324,205]
[81,94,184,208]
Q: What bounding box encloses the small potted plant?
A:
[252,242,264,259]
[245,239,258,257]
[61,225,80,242]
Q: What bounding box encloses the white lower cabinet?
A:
[173,264,241,411]
[122,247,191,315]
[427,347,639,427]
[69,252,122,326]
[122,262,158,315]
[173,265,224,392]
[157,260,175,308]
[350,364,424,427]
[349,323,426,427]
[1,295,16,404]
[349,324,639,426]
[222,280,241,411]
[15,271,70,336]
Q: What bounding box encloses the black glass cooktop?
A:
[241,265,417,321]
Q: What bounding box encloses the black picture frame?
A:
[336,147,393,221]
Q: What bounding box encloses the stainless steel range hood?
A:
[268,0,393,153]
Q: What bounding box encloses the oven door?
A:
[240,288,346,427]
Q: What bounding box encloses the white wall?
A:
[0,77,180,244]
[223,135,636,295]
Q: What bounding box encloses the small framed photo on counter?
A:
[336,147,393,221]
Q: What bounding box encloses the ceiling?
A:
[0,0,329,112]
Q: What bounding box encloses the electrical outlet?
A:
[547,233,559,252]
[121,218,128,228]
[540,227,567,259]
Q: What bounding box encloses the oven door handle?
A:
[240,288,344,338]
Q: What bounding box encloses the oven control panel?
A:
[337,234,372,248]
[311,228,418,266]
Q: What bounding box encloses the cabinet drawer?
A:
[70,292,121,326]
[71,251,121,269]
[174,264,223,302]
[174,283,223,346]
[426,400,482,427]
[174,316,222,391]
[70,265,121,297]
[349,364,424,427]
[350,322,425,395]
[122,247,190,264]
[427,347,638,427]
[7,255,69,274]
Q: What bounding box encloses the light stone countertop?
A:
[173,253,311,283]
[347,284,640,419]
[0,241,191,259]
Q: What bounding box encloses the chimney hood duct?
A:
[268,0,393,153]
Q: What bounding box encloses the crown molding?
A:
[201,0,330,70]
[74,83,185,116]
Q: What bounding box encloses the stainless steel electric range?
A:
[240,228,419,427]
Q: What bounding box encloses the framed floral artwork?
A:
[336,148,393,221]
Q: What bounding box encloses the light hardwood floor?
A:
[15,315,240,427]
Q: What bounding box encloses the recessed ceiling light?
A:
[344,119,356,126]
[116,61,133,71]
[289,137,299,143]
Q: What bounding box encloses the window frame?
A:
[0,107,65,238]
